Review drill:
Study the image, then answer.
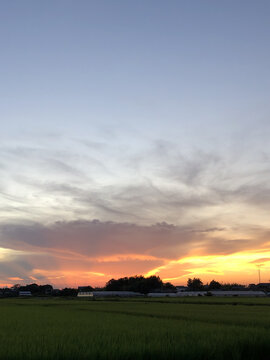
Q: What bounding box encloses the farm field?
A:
[0,297,270,360]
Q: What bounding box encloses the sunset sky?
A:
[1,1,270,288]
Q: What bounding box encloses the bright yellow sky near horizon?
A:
[1,244,270,288]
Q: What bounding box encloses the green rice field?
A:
[1,297,270,359]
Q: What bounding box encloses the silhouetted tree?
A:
[39,284,53,295]
[221,283,245,290]
[11,284,21,290]
[208,280,222,290]
[163,282,176,291]
[18,283,53,295]
[187,278,203,291]
[19,283,39,294]
[105,275,176,294]
[59,288,78,297]
[78,286,93,292]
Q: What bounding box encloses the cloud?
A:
[0,220,266,261]
[250,258,270,265]
[191,227,226,233]
[0,219,268,287]
[0,136,270,286]
[1,137,270,228]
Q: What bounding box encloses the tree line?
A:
[0,276,175,296]
[0,276,252,298]
[187,278,246,291]
[105,275,176,294]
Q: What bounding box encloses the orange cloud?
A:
[1,220,270,287]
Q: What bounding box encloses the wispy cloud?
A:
[0,135,270,286]
[1,137,270,226]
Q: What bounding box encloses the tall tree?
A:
[208,280,221,290]
[187,278,203,291]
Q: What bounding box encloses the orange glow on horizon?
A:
[11,248,268,288]
[2,244,270,288]
[145,249,270,285]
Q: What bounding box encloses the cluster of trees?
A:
[58,288,78,296]
[12,283,53,295]
[0,284,80,297]
[105,276,176,294]
[0,276,175,297]
[187,278,246,291]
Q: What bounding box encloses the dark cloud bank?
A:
[0,219,260,259]
[0,219,267,284]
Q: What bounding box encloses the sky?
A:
[1,1,270,288]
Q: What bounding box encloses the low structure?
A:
[176,286,187,292]
[78,291,143,298]
[210,290,265,297]
[78,290,267,298]
[148,293,177,297]
[19,291,32,296]
[149,291,266,297]
[77,291,93,298]
[176,291,206,297]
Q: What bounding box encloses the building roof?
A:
[19,291,32,296]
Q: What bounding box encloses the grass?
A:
[0,297,270,359]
